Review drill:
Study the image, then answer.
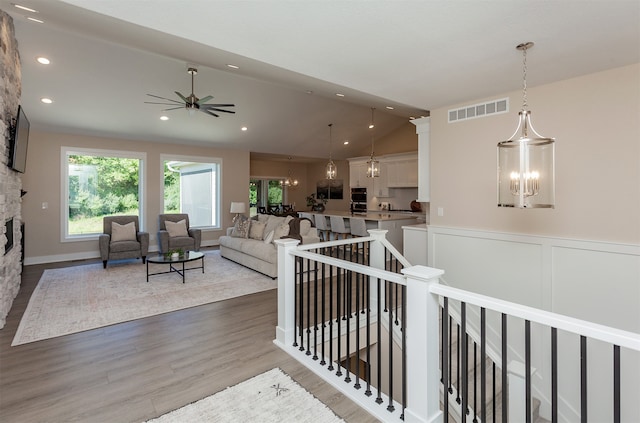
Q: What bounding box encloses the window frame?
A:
[160,154,222,231]
[61,146,146,242]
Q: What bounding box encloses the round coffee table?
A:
[146,251,205,283]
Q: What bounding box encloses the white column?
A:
[402,264,445,423]
[274,238,300,346]
[411,116,431,202]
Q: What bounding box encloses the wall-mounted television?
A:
[9,105,29,173]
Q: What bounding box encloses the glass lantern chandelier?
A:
[366,108,380,178]
[281,156,299,187]
[497,42,555,208]
[326,123,337,179]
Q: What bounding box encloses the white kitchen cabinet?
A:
[349,162,369,188]
[386,158,418,188]
[370,162,389,197]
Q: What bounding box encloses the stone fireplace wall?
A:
[0,9,23,328]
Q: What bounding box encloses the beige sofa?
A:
[219,214,319,278]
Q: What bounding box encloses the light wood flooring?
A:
[0,253,379,423]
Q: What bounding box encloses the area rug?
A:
[146,368,344,423]
[12,250,275,346]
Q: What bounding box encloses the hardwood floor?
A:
[0,255,379,423]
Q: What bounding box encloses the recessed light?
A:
[226,64,239,69]
[14,4,38,13]
[160,116,169,121]
[306,90,313,95]
[335,93,345,97]
[241,126,248,131]
[386,106,394,110]
[27,17,44,23]
[343,141,349,145]
[36,56,50,65]
[40,97,53,104]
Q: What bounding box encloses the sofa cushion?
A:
[111,221,136,242]
[220,235,276,263]
[249,220,266,240]
[231,218,250,238]
[300,219,311,235]
[110,239,141,253]
[263,230,274,244]
[263,215,286,240]
[273,222,290,242]
[165,219,188,238]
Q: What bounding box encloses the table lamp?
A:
[230,202,246,223]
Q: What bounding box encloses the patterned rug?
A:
[12,250,275,346]
[145,368,344,423]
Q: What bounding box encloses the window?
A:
[62,147,145,240]
[249,178,286,215]
[162,155,221,229]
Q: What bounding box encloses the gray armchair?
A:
[158,213,202,254]
[99,215,149,269]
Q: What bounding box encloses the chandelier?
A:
[326,123,337,179]
[366,108,379,178]
[281,157,299,187]
[497,42,555,208]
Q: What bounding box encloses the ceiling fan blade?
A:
[174,91,189,103]
[201,103,235,108]
[204,108,236,114]
[201,109,219,117]
[144,101,182,105]
[197,95,214,104]
[146,94,183,104]
[162,106,185,111]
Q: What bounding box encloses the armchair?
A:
[99,215,149,269]
[158,213,202,254]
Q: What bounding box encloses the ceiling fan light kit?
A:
[145,66,236,118]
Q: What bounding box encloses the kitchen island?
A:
[307,210,420,252]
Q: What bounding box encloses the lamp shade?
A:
[230,202,246,214]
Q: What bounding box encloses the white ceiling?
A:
[2,0,639,161]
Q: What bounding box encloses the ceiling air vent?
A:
[448,98,509,123]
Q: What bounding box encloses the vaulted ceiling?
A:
[2,0,638,160]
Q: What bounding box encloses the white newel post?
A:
[402,265,445,423]
[274,238,300,346]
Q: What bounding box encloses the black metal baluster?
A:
[293,257,299,348]
[354,270,361,389]
[336,265,342,376]
[525,320,531,423]
[580,335,587,423]
[449,316,453,394]
[492,363,496,423]
[473,341,478,423]
[456,320,461,405]
[551,327,557,423]
[501,313,508,423]
[462,302,467,421]
[345,270,352,383]
[306,258,311,356]
[376,276,383,404]
[443,297,450,423]
[320,254,326,366]
[313,259,319,360]
[365,272,372,397]
[613,345,620,423]
[387,279,395,412]
[299,257,305,351]
[401,284,407,420]
[328,253,335,371]
[481,307,486,423]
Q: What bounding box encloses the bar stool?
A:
[314,214,331,241]
[329,216,351,240]
[349,217,369,262]
[298,212,315,226]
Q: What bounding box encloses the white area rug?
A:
[12,250,275,346]
[146,368,345,423]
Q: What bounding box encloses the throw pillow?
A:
[272,222,290,242]
[231,218,251,238]
[111,221,136,242]
[166,219,189,237]
[263,230,274,244]
[249,220,266,240]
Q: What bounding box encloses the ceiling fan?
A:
[145,67,235,117]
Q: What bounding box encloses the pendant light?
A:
[497,42,555,208]
[366,108,379,178]
[281,156,299,187]
[326,123,337,179]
